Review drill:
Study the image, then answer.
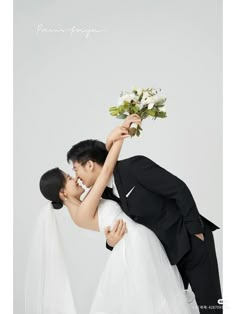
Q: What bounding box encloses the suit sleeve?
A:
[131,156,204,235]
[106,241,114,251]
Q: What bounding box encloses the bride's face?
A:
[62,173,85,199]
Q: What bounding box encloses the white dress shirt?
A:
[107,174,120,198]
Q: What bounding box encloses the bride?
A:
[26,115,199,314]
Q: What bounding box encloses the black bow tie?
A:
[102,186,121,206]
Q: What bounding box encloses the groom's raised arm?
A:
[131,155,203,235]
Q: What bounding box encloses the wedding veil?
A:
[24,202,77,314]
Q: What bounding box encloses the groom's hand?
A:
[194,233,204,241]
[104,219,128,248]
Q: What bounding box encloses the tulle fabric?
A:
[24,203,77,314]
[25,200,200,314]
[89,199,200,314]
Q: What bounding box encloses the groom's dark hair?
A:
[67,140,108,166]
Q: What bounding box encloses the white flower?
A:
[117,95,130,106]
[142,91,150,99]
[148,103,155,110]
[118,92,139,105]
[141,95,157,106]
[140,98,147,106]
[136,102,144,110]
[117,98,124,106]
[151,88,159,95]
[159,106,166,112]
[131,93,139,101]
[140,96,150,105]
[152,95,164,103]
[141,91,150,104]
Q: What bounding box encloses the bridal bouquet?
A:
[109,87,167,137]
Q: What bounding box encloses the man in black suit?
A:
[67,138,222,313]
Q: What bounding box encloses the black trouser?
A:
[177,224,222,313]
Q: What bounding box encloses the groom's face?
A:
[72,160,99,188]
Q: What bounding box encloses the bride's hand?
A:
[106,114,141,151]
[122,114,142,129]
[106,126,130,151]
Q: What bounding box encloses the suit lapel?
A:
[114,164,129,214]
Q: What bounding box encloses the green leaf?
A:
[118,105,125,114]
[110,109,119,115]
[155,98,167,107]
[116,114,128,119]
[109,106,118,111]
[132,106,140,113]
[157,111,167,118]
[138,92,143,101]
[129,106,136,114]
[147,109,156,117]
[123,101,130,110]
[140,112,148,120]
[137,124,143,131]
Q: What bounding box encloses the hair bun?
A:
[51,201,63,210]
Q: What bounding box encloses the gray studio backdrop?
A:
[14,1,222,313]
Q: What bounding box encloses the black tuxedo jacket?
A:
[103,155,219,265]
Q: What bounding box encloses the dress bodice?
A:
[98,199,137,232]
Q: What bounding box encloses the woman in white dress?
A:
[38,115,199,314]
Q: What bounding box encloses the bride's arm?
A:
[74,136,127,228]
[106,114,141,151]
[71,114,141,229]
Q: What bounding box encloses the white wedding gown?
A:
[89,199,200,314]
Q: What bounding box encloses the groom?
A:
[67,139,222,313]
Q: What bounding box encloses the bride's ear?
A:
[59,189,67,201]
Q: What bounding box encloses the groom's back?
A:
[115,155,219,265]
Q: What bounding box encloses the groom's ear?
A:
[86,160,95,172]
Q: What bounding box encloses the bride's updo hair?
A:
[39,168,66,209]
